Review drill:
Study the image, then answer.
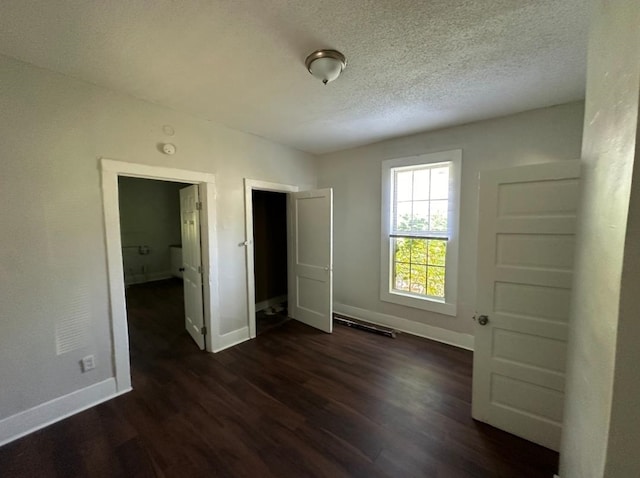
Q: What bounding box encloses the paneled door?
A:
[472,161,581,451]
[180,185,205,350]
[289,189,333,333]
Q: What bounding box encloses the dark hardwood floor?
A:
[0,279,558,477]
[256,307,289,336]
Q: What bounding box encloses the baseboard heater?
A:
[333,313,396,338]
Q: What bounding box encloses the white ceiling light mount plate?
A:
[305,49,347,85]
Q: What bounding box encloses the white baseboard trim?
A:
[334,303,474,351]
[255,294,287,312]
[125,271,173,286]
[214,326,250,353]
[0,378,129,447]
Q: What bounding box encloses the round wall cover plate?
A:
[162,143,176,155]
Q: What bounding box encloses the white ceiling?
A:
[0,0,589,154]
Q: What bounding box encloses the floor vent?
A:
[333,313,396,338]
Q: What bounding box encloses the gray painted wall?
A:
[560,0,640,476]
[0,54,316,422]
[118,177,183,285]
[317,102,584,338]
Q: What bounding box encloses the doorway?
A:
[117,177,204,361]
[101,159,218,393]
[244,179,334,339]
[244,179,298,339]
[118,177,184,287]
[252,190,289,335]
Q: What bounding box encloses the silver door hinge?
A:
[196,201,202,210]
[201,326,207,335]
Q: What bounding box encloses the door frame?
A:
[243,179,299,339]
[101,158,220,393]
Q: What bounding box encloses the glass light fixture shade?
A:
[305,50,347,84]
[308,57,344,84]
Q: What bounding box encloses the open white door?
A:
[289,189,333,333]
[472,160,580,451]
[180,185,205,350]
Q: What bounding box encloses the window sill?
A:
[380,290,457,316]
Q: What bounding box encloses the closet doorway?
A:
[244,179,334,339]
[252,189,289,334]
[244,180,298,338]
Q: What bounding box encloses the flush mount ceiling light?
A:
[305,49,347,85]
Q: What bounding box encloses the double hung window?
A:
[380,150,461,315]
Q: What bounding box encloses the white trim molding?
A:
[100,158,221,392]
[215,327,250,352]
[0,379,127,447]
[101,158,216,184]
[334,303,474,351]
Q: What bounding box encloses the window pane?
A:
[410,265,427,295]
[427,240,447,266]
[429,200,448,232]
[393,262,410,292]
[410,238,427,265]
[430,167,449,200]
[413,169,431,200]
[395,170,413,202]
[384,154,458,309]
[427,266,446,298]
[411,201,429,232]
[395,201,412,231]
[394,238,411,264]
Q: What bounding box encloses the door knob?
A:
[475,315,489,326]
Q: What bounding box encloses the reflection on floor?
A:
[125,278,193,359]
[256,302,289,335]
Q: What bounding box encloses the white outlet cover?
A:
[81,355,95,372]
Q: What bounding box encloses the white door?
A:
[472,161,581,451]
[180,185,205,350]
[289,189,333,333]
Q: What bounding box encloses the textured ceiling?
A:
[0,0,589,154]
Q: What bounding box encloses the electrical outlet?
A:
[81,355,95,372]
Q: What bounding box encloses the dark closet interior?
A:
[252,190,288,334]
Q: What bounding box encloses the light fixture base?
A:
[305,49,347,84]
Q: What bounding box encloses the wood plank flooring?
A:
[0,279,559,477]
[256,307,289,336]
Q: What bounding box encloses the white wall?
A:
[317,102,584,343]
[0,54,316,424]
[118,177,183,285]
[560,0,640,476]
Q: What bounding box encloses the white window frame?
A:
[380,149,462,316]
